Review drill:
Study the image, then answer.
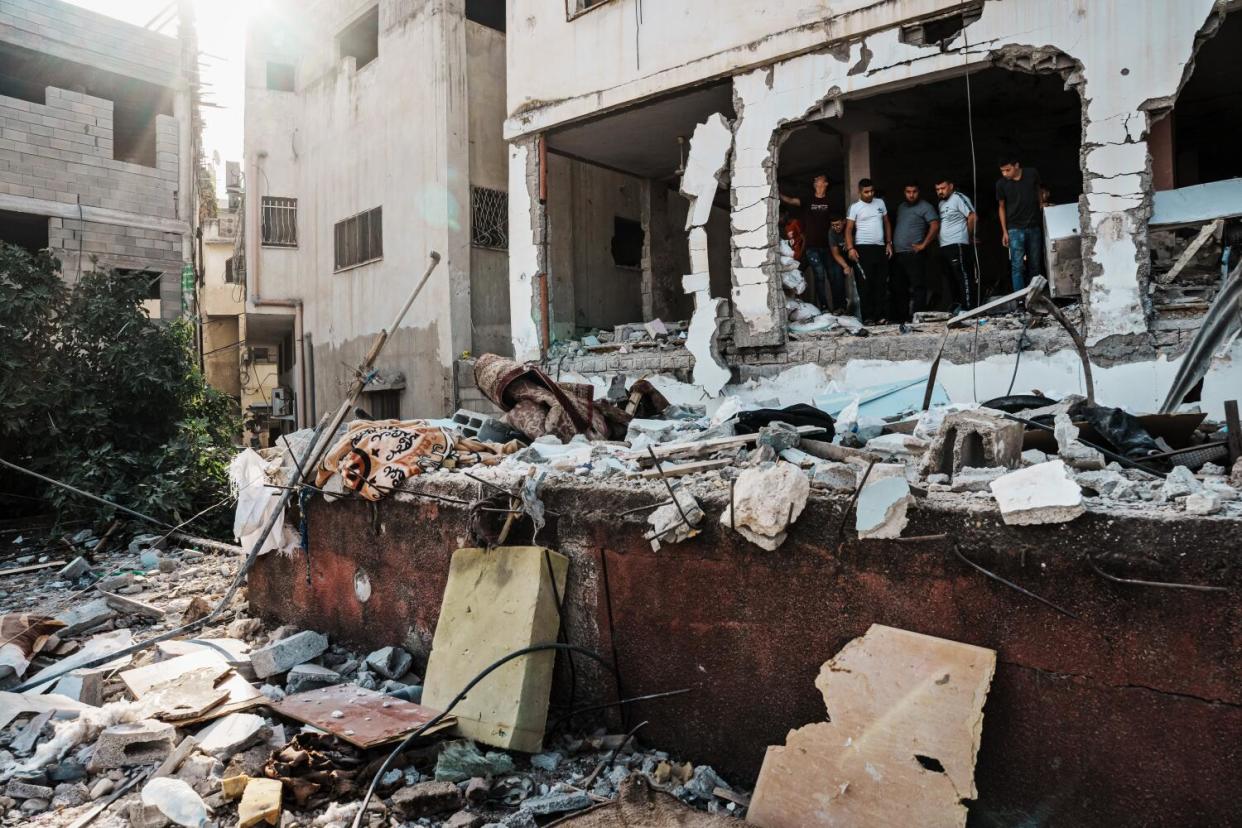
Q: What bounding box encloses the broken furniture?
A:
[748,625,996,828]
[422,546,569,753]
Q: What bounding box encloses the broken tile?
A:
[989,460,1085,525]
[748,625,996,828]
[423,547,568,754]
[194,712,269,758]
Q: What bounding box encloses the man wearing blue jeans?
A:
[995,155,1044,293]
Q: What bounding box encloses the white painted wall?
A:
[245,0,489,418]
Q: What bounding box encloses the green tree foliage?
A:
[0,243,236,530]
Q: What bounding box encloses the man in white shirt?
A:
[934,176,978,311]
[845,178,892,323]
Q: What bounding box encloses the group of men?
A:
[779,156,1045,323]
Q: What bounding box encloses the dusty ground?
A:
[0,526,748,828]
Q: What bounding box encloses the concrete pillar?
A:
[507,135,546,361]
[845,131,872,194]
[1148,113,1176,191]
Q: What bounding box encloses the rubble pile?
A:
[0,529,747,827]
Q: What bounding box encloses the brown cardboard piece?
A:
[748,624,996,828]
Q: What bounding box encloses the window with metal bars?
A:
[334,206,384,271]
[260,197,298,247]
[470,186,508,251]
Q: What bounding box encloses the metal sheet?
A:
[271,685,455,749]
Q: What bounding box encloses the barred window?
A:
[470,186,508,250]
[261,197,298,247]
[334,206,383,271]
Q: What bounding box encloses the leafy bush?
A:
[0,244,236,531]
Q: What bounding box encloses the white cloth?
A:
[847,198,888,245]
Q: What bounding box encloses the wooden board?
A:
[637,458,732,479]
[0,560,67,577]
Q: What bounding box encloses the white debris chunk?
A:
[720,464,810,551]
[989,460,1085,525]
[856,465,913,539]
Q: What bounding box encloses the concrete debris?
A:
[949,466,1007,493]
[365,645,413,680]
[1054,413,1106,470]
[392,780,464,817]
[58,557,91,580]
[89,719,176,770]
[1185,491,1223,515]
[856,464,914,539]
[520,789,592,815]
[251,630,328,679]
[434,740,517,782]
[285,663,343,694]
[645,486,705,549]
[920,408,1024,480]
[749,625,996,827]
[720,463,810,550]
[990,460,1086,525]
[194,712,269,758]
[1161,465,1202,500]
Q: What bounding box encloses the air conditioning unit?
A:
[271,386,294,417]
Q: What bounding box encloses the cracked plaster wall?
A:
[729,0,1219,346]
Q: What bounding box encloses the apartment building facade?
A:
[0,0,193,320]
[504,0,1242,416]
[243,0,509,426]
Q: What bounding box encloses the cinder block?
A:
[920,408,1024,480]
[423,547,568,754]
[88,720,175,770]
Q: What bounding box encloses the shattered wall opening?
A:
[539,83,735,351]
[772,67,1082,314]
[1167,11,1242,189]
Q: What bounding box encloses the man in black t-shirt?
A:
[996,155,1044,292]
[781,173,845,311]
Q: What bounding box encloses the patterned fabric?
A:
[315,420,513,501]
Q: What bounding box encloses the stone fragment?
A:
[48,760,88,783]
[194,713,269,758]
[285,663,342,694]
[1073,469,1130,498]
[808,461,857,492]
[464,777,490,804]
[1161,465,1202,501]
[89,778,115,799]
[221,774,250,800]
[949,466,1007,493]
[251,630,328,679]
[59,557,91,579]
[757,422,801,453]
[920,408,1023,480]
[434,740,516,783]
[989,460,1085,525]
[1204,480,1240,501]
[1185,491,1222,515]
[52,669,104,706]
[228,618,263,641]
[423,549,568,754]
[365,646,412,681]
[89,719,175,770]
[391,780,464,818]
[5,779,53,800]
[19,798,49,815]
[1021,448,1048,465]
[1053,413,1106,470]
[238,777,282,828]
[54,597,116,637]
[51,781,88,808]
[856,465,913,540]
[445,811,484,828]
[1231,458,1242,488]
[530,752,561,772]
[749,625,996,828]
[645,486,704,549]
[520,790,592,815]
[719,463,810,551]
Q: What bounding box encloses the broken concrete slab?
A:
[1054,413,1106,470]
[285,663,343,694]
[365,646,412,681]
[949,466,1007,493]
[920,408,1024,480]
[251,630,328,679]
[58,557,91,580]
[1185,490,1223,515]
[89,719,176,770]
[193,712,269,758]
[1161,465,1202,500]
[99,589,166,620]
[748,625,996,828]
[719,463,810,550]
[423,547,568,754]
[53,598,115,637]
[391,780,464,818]
[237,777,282,828]
[645,486,705,550]
[989,459,1085,525]
[856,464,914,540]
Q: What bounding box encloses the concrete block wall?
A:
[0,88,179,218]
[48,217,183,319]
[0,0,180,87]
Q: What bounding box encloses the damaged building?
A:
[502,0,1242,417]
[241,0,510,430]
[0,0,195,320]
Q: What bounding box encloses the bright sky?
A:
[63,0,250,194]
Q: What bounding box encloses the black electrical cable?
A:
[1006,314,1032,396]
[350,643,616,828]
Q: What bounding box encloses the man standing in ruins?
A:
[780,173,840,310]
[891,182,940,321]
[935,176,978,311]
[996,155,1045,292]
[845,178,892,324]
